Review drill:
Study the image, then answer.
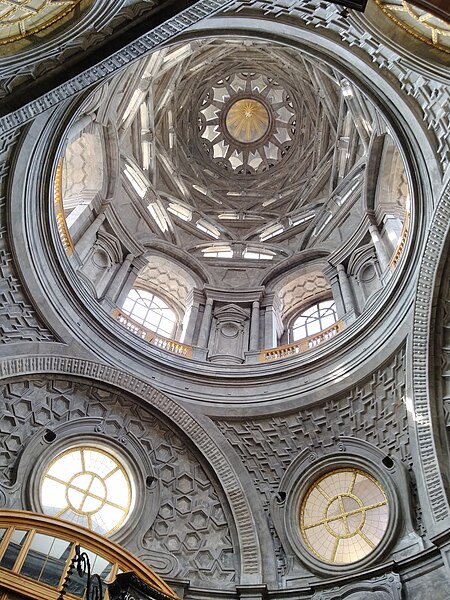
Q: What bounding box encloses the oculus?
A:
[300,468,389,564]
[224,98,270,145]
[198,71,296,174]
[40,446,134,536]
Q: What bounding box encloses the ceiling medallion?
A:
[375,0,450,53]
[0,0,83,45]
[198,72,296,175]
[224,97,271,145]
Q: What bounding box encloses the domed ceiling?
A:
[139,42,358,251]
[59,37,409,331]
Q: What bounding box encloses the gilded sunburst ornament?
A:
[225,98,270,144]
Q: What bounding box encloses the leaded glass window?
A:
[40,447,133,536]
[300,469,389,564]
[121,288,177,338]
[292,300,337,341]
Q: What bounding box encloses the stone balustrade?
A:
[259,320,344,362]
[54,158,74,256]
[390,212,409,271]
[113,308,344,363]
[112,308,193,358]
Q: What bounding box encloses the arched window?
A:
[291,300,337,341]
[121,288,177,338]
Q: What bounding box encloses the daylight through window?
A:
[122,288,177,338]
[40,447,133,536]
[300,468,389,564]
[292,300,337,341]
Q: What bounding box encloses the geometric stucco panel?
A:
[0,377,236,588]
[0,356,262,582]
[277,270,330,318]
[215,346,414,575]
[0,134,54,343]
[136,256,195,312]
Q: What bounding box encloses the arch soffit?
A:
[62,121,109,206]
[141,243,210,289]
[411,179,450,536]
[0,356,264,583]
[133,254,198,317]
[262,250,331,294]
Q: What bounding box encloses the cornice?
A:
[0,0,235,131]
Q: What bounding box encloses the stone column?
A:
[182,290,202,345]
[105,254,134,304]
[264,306,276,349]
[249,300,260,351]
[115,266,139,307]
[76,212,106,262]
[325,266,346,319]
[369,223,390,271]
[337,264,355,313]
[197,298,213,348]
[173,321,183,341]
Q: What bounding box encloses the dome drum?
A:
[2,3,449,596]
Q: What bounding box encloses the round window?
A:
[40,446,134,536]
[300,468,389,564]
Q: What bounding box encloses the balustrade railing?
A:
[389,211,409,271]
[259,320,344,362]
[112,309,193,358]
[54,158,74,256]
[113,309,343,363]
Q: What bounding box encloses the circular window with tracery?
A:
[40,447,134,536]
[198,71,296,174]
[300,468,389,564]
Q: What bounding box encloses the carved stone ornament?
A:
[270,438,419,577]
[209,303,249,364]
[311,571,403,599]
